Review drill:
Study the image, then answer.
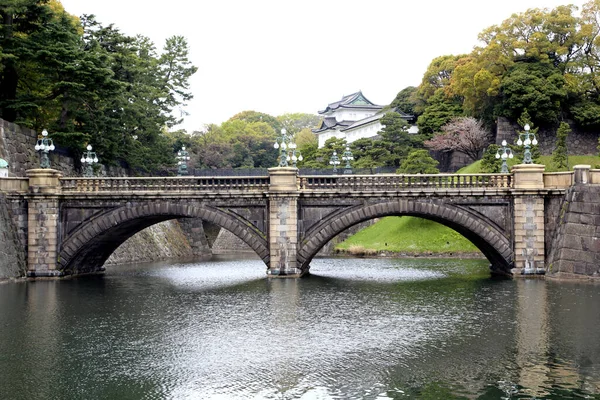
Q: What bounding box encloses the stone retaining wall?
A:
[106,220,197,265]
[0,120,76,177]
[547,184,600,278]
[496,117,600,156]
[0,119,130,177]
[0,194,26,279]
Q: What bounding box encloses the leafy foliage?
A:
[416,89,463,137]
[379,111,425,166]
[0,3,197,173]
[397,150,439,174]
[499,62,566,123]
[411,2,600,136]
[389,86,419,116]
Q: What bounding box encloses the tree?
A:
[303,137,347,169]
[220,118,277,168]
[424,117,491,162]
[397,150,439,174]
[277,113,320,136]
[0,6,197,173]
[192,125,234,169]
[379,111,424,166]
[158,36,198,127]
[416,89,463,137]
[349,138,391,170]
[295,128,317,168]
[389,86,419,116]
[416,54,464,103]
[480,144,502,173]
[229,111,282,134]
[498,62,567,124]
[553,122,570,170]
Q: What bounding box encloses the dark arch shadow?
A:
[298,200,513,275]
[59,201,269,275]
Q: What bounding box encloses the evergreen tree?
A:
[553,122,570,170]
[415,89,463,137]
[379,112,424,167]
[397,150,439,174]
[480,144,501,173]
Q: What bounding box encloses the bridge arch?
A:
[59,200,269,275]
[298,199,513,275]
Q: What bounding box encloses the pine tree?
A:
[396,150,439,174]
[480,144,501,173]
[553,122,570,170]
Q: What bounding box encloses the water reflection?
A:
[0,257,599,399]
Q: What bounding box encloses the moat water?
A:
[1,256,599,399]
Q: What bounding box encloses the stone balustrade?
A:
[543,172,574,189]
[4,171,587,195]
[298,173,513,191]
[590,169,600,184]
[60,176,270,192]
[0,177,29,193]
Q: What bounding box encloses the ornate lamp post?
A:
[177,146,190,176]
[329,150,340,174]
[34,129,55,169]
[517,124,538,164]
[274,128,301,167]
[495,140,513,173]
[341,145,354,174]
[80,144,99,177]
[289,144,303,168]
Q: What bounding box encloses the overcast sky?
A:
[60,0,587,132]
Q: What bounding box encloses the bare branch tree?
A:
[424,117,491,162]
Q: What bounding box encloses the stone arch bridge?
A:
[0,165,589,278]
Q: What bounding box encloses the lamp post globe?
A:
[35,129,55,169]
[518,123,537,164]
[341,145,354,174]
[176,146,190,176]
[81,144,99,177]
[274,128,301,168]
[495,140,513,173]
[329,150,340,174]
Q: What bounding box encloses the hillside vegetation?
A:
[459,155,600,174]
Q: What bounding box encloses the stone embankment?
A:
[106,221,193,265]
[106,218,214,266]
[0,194,26,280]
[547,183,600,279]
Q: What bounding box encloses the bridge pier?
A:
[512,164,546,275]
[267,167,304,277]
[26,169,63,277]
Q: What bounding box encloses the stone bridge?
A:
[1,164,597,278]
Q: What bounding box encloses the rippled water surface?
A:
[1,256,600,399]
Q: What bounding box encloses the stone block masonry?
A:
[0,194,26,279]
[0,120,76,177]
[547,183,600,279]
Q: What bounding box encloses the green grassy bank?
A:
[335,155,600,257]
[459,155,600,174]
[335,216,479,256]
